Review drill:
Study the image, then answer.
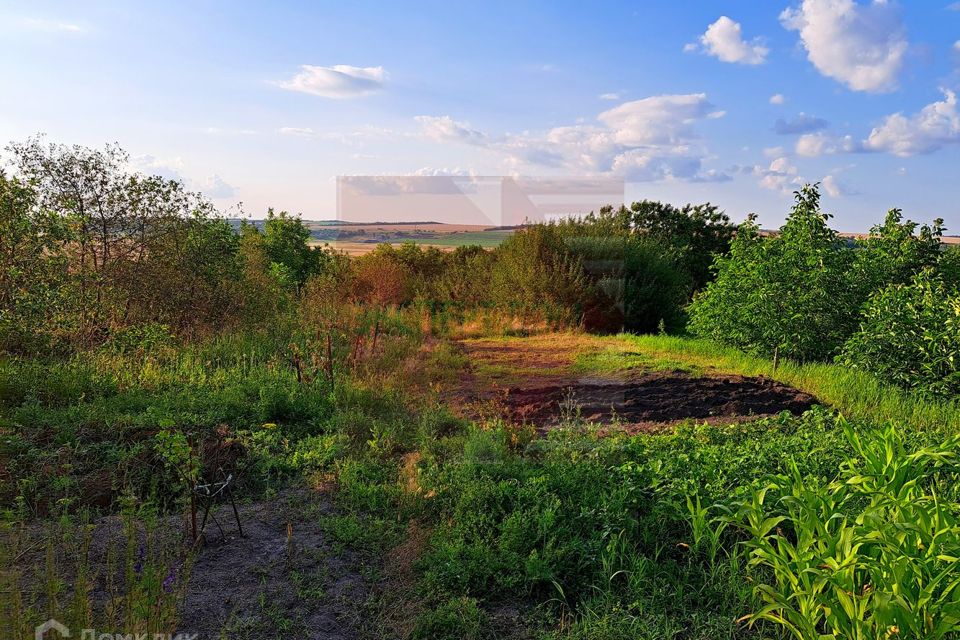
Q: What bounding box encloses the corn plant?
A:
[727,419,960,639]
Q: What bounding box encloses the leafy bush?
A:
[689,185,857,362]
[489,225,594,325]
[840,269,960,397]
[852,208,944,296]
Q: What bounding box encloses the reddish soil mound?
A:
[505,372,817,431]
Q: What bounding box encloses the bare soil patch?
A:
[504,372,817,432]
[177,488,368,640]
[454,336,818,431]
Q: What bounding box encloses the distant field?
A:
[301,221,515,253]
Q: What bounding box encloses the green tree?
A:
[939,245,960,290]
[261,209,326,287]
[689,184,857,362]
[852,209,944,299]
[7,136,214,340]
[564,200,735,292]
[0,171,72,352]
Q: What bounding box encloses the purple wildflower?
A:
[133,543,145,576]
[163,561,181,593]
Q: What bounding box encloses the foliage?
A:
[852,209,944,297]
[561,199,736,292]
[840,269,960,397]
[489,225,594,326]
[258,208,331,287]
[730,421,960,640]
[689,185,858,362]
[0,172,72,352]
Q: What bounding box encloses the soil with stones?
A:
[504,371,818,431]
[176,488,368,640]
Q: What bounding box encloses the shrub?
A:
[489,225,593,326]
[852,208,944,297]
[840,269,960,397]
[689,185,857,362]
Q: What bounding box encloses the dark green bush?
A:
[689,185,857,361]
[840,269,960,397]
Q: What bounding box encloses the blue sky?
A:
[2,1,960,231]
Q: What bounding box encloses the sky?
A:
[1,1,960,232]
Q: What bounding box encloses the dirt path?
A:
[454,334,818,432]
[175,488,369,640]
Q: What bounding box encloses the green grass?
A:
[6,323,960,639]
[598,334,960,431]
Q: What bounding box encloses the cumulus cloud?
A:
[750,155,804,193]
[415,115,488,145]
[821,174,852,197]
[764,146,787,158]
[416,94,729,183]
[774,113,830,135]
[277,64,386,98]
[199,174,237,199]
[279,126,321,139]
[688,16,769,65]
[795,132,861,156]
[130,154,185,182]
[129,156,236,198]
[597,93,724,145]
[780,0,907,93]
[863,89,960,156]
[770,93,786,105]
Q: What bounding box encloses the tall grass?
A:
[615,334,960,431]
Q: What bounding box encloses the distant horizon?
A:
[5,2,960,233]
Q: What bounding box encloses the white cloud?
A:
[279,126,321,138]
[599,92,621,101]
[415,115,488,145]
[415,94,729,183]
[199,174,237,199]
[949,2,960,11]
[17,17,83,33]
[763,146,786,157]
[130,154,185,182]
[278,125,397,145]
[130,156,235,199]
[688,16,769,65]
[277,64,386,98]
[863,89,960,156]
[751,155,804,193]
[954,40,960,51]
[780,0,907,93]
[821,174,851,197]
[597,93,724,146]
[795,132,860,156]
[770,93,786,105]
